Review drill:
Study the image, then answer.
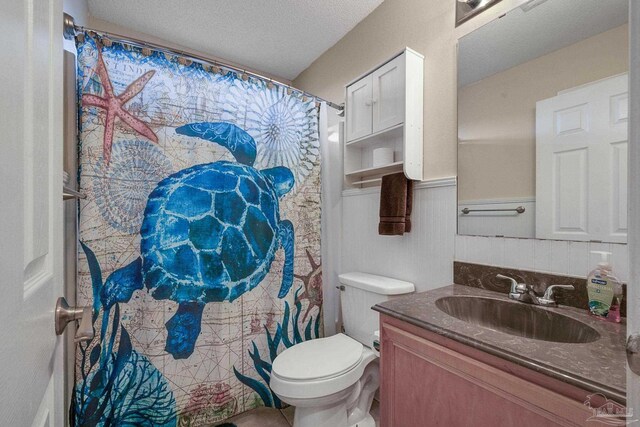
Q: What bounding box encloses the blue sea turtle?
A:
[102,122,295,359]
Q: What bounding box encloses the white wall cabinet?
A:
[344,48,424,186]
[346,75,374,141]
[372,56,405,133]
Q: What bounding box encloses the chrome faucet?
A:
[496,274,528,301]
[496,274,574,307]
[538,284,575,306]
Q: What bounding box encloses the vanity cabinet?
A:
[379,315,612,427]
[344,48,423,186]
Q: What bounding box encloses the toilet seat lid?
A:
[272,334,363,381]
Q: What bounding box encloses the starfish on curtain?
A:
[294,249,323,322]
[83,50,158,164]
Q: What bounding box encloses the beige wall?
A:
[89,0,528,182]
[292,0,528,180]
[458,24,629,202]
[88,17,291,84]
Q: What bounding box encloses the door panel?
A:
[536,74,628,243]
[555,103,589,135]
[346,75,373,141]
[0,0,64,425]
[24,0,52,276]
[372,55,405,133]
[627,0,639,416]
[610,141,628,237]
[553,148,588,235]
[610,92,628,125]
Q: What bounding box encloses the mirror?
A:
[456,0,503,27]
[457,0,629,243]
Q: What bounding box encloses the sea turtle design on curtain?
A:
[101,122,296,359]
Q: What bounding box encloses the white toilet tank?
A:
[338,272,414,348]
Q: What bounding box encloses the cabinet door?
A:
[372,55,405,133]
[346,75,373,141]
[380,321,599,427]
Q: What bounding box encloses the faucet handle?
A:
[496,274,526,294]
[539,285,574,306]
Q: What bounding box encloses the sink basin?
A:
[435,296,600,344]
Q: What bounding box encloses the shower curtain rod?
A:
[63,13,344,112]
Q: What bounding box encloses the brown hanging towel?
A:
[405,179,414,232]
[378,172,413,235]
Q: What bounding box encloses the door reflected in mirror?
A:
[457,0,629,243]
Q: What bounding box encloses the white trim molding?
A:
[458,196,535,206]
[342,176,457,197]
[626,0,640,413]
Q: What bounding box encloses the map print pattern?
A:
[74,33,322,426]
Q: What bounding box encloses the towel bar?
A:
[460,206,525,215]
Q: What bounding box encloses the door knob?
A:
[55,297,94,343]
[627,334,640,376]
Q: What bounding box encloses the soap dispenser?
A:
[587,251,622,323]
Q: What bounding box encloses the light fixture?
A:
[520,0,549,13]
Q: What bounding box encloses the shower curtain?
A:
[73,32,323,426]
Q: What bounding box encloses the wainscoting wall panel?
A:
[455,235,629,283]
[341,179,457,293]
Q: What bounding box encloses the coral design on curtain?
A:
[74,33,322,426]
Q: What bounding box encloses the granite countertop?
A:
[373,284,626,403]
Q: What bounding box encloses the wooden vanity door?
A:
[379,317,603,427]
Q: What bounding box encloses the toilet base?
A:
[293,401,349,427]
[291,403,377,427]
[350,413,376,427]
[292,405,376,427]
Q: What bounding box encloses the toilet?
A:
[270,272,414,427]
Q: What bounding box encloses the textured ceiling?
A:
[458,0,628,87]
[87,0,384,80]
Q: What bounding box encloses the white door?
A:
[346,74,373,141]
[0,1,65,426]
[627,0,640,418]
[372,54,405,133]
[536,74,628,243]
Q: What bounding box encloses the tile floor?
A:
[213,400,380,427]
